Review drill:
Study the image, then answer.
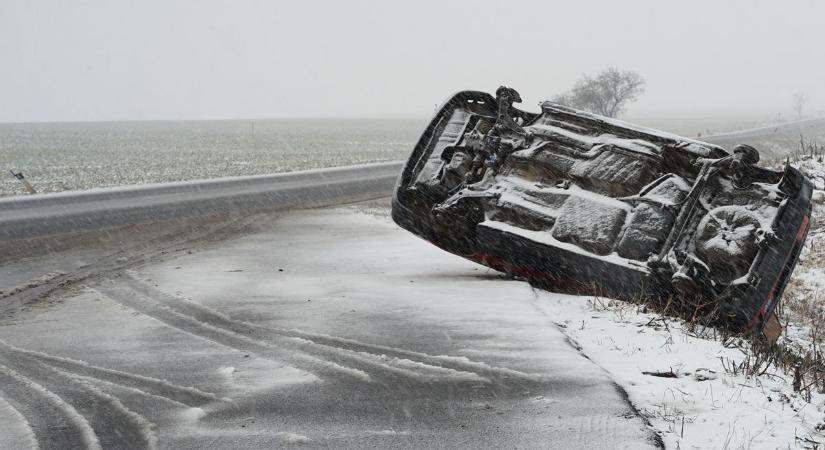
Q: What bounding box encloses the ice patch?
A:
[365,429,411,436]
[219,358,320,392]
[217,366,236,378]
[180,407,207,422]
[275,432,311,443]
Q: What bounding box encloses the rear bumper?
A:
[735,172,813,331]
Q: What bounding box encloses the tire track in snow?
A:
[99,280,480,384]
[0,343,157,449]
[0,362,101,450]
[95,276,517,387]
[0,213,258,322]
[0,392,38,449]
[115,276,492,384]
[68,375,159,450]
[0,339,222,407]
[115,273,547,387]
[92,282,374,383]
[283,330,542,383]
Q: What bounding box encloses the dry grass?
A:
[768,201,825,403]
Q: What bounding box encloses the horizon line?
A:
[2,106,822,126]
[0,114,432,126]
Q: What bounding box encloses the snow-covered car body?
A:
[392,89,812,333]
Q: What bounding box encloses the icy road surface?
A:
[0,207,659,449]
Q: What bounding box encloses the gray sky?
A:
[2,0,824,122]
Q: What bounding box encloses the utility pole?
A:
[9,170,37,194]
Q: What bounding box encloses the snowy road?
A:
[0,206,659,449]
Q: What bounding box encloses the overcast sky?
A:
[1,0,824,122]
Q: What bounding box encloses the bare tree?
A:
[553,67,645,118]
[792,91,806,120]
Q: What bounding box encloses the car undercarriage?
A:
[392,88,813,334]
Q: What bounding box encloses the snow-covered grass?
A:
[534,291,825,449]
[764,158,825,350]
[0,119,419,197]
[706,121,825,163]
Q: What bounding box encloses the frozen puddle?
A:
[0,208,659,449]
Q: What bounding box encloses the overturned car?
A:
[392,87,812,334]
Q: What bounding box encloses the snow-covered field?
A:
[0,119,420,197]
[705,119,825,163]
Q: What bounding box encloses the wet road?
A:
[0,207,659,449]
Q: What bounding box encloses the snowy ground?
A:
[3,198,825,448]
[0,119,421,197]
[538,296,825,449]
